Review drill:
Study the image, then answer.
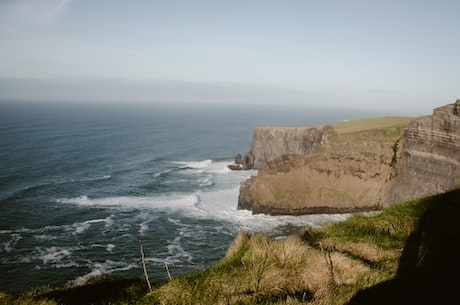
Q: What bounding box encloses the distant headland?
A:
[230,100,460,215]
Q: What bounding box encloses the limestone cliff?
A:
[238,100,460,215]
[239,126,324,170]
[383,101,460,206]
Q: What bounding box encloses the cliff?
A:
[238,100,460,215]
[383,101,460,206]
[240,126,324,170]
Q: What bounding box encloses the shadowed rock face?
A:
[383,100,460,206]
[238,100,460,215]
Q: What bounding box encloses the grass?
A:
[0,292,57,305]
[2,188,459,305]
[330,117,413,135]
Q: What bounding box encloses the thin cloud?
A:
[0,0,71,27]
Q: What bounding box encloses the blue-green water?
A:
[0,102,383,293]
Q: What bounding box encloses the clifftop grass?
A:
[2,188,459,305]
[330,116,413,135]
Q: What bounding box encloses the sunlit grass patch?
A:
[331,117,412,135]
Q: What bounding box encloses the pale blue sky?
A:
[0,0,459,114]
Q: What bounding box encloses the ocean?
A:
[0,101,384,293]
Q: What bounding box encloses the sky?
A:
[0,0,459,115]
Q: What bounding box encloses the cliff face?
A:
[238,123,406,215]
[383,101,460,206]
[241,126,324,170]
[238,101,460,215]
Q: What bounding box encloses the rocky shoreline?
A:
[230,100,460,215]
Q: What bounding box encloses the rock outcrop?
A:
[237,100,460,215]
[383,101,460,206]
[239,126,324,170]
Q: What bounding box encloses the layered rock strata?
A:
[237,100,460,215]
[383,101,460,206]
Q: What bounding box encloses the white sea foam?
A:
[153,168,173,178]
[58,165,349,235]
[35,246,74,265]
[167,236,193,264]
[71,217,112,235]
[174,159,213,169]
[53,261,80,269]
[2,234,22,252]
[71,260,138,286]
[54,157,351,268]
[205,160,233,174]
[34,234,57,241]
[0,227,34,234]
[174,159,234,175]
[58,194,200,211]
[106,244,115,252]
[71,175,112,183]
[82,175,112,181]
[72,221,91,235]
[138,222,149,235]
[89,243,116,253]
[198,176,213,186]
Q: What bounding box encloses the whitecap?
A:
[58,194,200,211]
[89,243,118,253]
[36,246,73,265]
[72,268,103,286]
[0,227,34,234]
[106,244,115,252]
[173,159,213,169]
[53,261,81,268]
[78,175,112,182]
[138,222,149,235]
[34,234,57,241]
[167,236,193,263]
[153,168,173,178]
[198,176,213,186]
[72,221,91,235]
[71,260,138,286]
[3,234,22,252]
[86,218,110,224]
[203,160,234,174]
[57,195,91,205]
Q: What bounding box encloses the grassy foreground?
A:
[2,188,460,305]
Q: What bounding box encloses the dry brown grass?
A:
[223,230,249,260]
[147,233,373,304]
[320,238,402,263]
[0,293,57,305]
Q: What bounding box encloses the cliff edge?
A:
[237,100,460,215]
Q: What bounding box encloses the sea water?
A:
[0,102,384,293]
